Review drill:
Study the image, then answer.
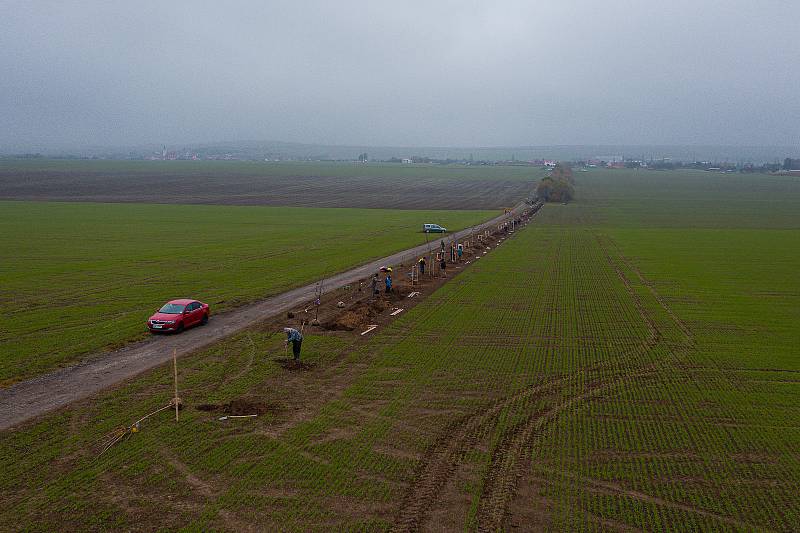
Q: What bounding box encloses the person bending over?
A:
[283,327,303,361]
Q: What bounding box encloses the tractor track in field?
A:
[0,205,534,432]
[392,230,694,531]
[604,238,695,346]
[391,357,667,532]
[391,376,570,532]
[391,360,666,532]
[475,234,694,531]
[534,467,762,530]
[475,365,662,531]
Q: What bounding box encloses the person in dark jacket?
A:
[440,256,447,278]
[371,273,380,296]
[384,271,392,293]
[283,327,303,361]
[418,257,426,275]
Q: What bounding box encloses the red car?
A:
[148,299,210,333]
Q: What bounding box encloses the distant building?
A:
[596,155,623,163]
[401,158,412,164]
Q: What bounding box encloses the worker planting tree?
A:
[384,269,393,293]
[371,273,380,298]
[283,327,303,362]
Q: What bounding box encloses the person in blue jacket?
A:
[283,327,303,361]
[384,271,392,293]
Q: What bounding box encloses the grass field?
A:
[580,168,800,229]
[0,160,543,209]
[0,201,493,383]
[2,169,798,530]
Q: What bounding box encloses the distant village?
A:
[125,148,800,174]
[4,147,800,175]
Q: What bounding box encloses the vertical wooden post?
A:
[173,348,179,422]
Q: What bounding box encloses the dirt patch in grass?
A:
[505,474,554,531]
[225,398,272,415]
[277,359,317,372]
[322,299,390,331]
[196,398,277,415]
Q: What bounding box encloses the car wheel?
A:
[176,322,184,333]
[201,314,208,325]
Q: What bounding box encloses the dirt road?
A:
[0,206,527,431]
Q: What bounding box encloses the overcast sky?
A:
[1,0,798,149]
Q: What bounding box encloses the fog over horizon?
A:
[2,1,798,151]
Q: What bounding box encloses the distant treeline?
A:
[588,159,793,173]
[0,153,44,160]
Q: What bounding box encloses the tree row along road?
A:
[0,205,528,431]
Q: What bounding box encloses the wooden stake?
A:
[173,348,179,422]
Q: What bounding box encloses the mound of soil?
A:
[278,359,316,372]
[323,299,389,331]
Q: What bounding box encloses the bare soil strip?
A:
[0,205,530,431]
[0,166,534,210]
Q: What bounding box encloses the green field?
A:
[0,201,493,383]
[2,169,799,530]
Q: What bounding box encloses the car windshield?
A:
[159,303,186,314]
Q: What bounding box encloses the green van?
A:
[423,223,447,233]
